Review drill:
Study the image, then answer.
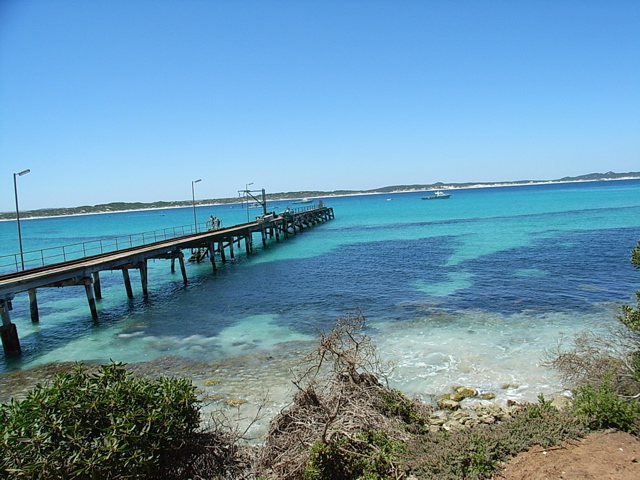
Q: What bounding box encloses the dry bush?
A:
[546,326,640,397]
[151,393,270,479]
[150,429,253,480]
[256,311,431,480]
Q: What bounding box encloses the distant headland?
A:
[1,171,638,220]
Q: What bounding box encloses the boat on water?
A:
[292,197,313,204]
[422,191,451,200]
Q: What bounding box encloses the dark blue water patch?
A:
[7,226,638,369]
[449,226,640,315]
[136,226,640,340]
[134,236,458,338]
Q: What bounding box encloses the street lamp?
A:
[245,182,253,222]
[13,168,30,270]
[191,179,202,233]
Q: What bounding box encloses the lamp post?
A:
[191,179,202,233]
[13,169,30,270]
[245,182,253,222]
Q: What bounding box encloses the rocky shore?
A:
[0,362,572,436]
[429,384,572,433]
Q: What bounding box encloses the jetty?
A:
[0,204,334,356]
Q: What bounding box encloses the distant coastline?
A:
[1,171,638,221]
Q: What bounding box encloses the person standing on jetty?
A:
[208,215,221,230]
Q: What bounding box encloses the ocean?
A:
[1,179,639,437]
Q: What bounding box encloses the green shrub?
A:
[572,378,640,433]
[304,430,406,480]
[631,350,640,383]
[620,295,640,330]
[0,362,200,479]
[379,389,430,433]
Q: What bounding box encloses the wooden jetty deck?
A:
[0,205,334,356]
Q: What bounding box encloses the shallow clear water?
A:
[1,180,639,437]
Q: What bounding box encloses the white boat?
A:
[422,191,451,200]
[292,198,313,204]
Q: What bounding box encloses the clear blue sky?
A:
[1,0,638,211]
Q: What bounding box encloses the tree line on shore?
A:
[2,171,638,220]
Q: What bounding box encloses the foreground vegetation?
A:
[0,320,589,480]
[2,242,640,479]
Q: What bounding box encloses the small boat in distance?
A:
[292,198,313,204]
[422,191,451,200]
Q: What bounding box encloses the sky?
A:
[1,0,638,211]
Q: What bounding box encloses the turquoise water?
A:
[1,180,639,434]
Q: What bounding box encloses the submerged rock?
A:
[437,397,460,410]
[471,402,512,421]
[454,385,478,398]
[438,392,465,402]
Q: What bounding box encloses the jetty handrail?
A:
[0,204,323,274]
[287,203,319,214]
[0,205,335,356]
[0,223,203,273]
